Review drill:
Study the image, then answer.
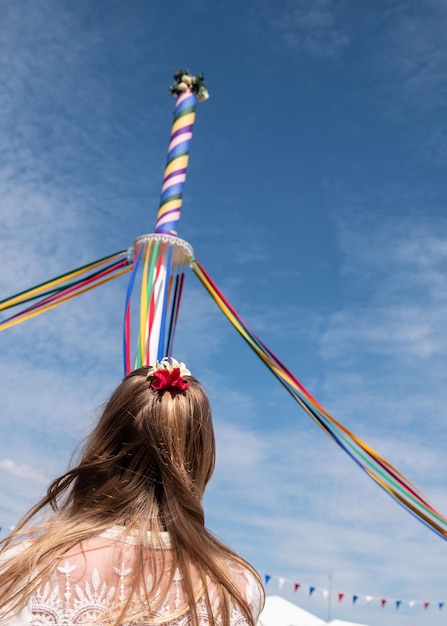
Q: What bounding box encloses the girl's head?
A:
[0,360,262,626]
[58,362,215,532]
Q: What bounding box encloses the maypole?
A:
[2,70,447,542]
[123,70,208,374]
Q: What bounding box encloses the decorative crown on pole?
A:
[169,69,209,101]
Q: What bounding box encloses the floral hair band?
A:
[146,357,191,391]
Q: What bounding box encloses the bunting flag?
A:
[190,256,447,541]
[0,251,131,331]
[263,573,445,611]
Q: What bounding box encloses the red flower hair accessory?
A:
[147,357,191,391]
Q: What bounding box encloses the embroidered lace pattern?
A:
[4,526,263,626]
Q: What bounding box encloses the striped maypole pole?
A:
[155,70,209,235]
[124,70,208,373]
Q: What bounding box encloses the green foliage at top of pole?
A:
[169,69,209,101]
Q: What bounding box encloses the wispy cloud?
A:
[323,207,447,356]
[248,0,350,59]
[311,200,447,444]
[383,0,447,109]
[370,0,447,165]
[0,459,49,485]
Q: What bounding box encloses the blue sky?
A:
[1,1,447,625]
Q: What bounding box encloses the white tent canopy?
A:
[258,596,371,626]
[328,619,368,626]
[258,595,326,626]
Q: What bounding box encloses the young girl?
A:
[0,359,264,626]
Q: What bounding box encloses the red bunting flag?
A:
[424,602,430,609]
[381,599,387,607]
[338,593,344,602]
[294,583,300,592]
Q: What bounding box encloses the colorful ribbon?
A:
[123,234,192,374]
[190,256,447,540]
[0,251,131,331]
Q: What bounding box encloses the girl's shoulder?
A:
[227,564,265,621]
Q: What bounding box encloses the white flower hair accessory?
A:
[147,357,191,391]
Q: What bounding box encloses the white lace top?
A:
[1,526,263,626]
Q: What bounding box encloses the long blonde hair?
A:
[0,367,263,625]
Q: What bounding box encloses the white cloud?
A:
[320,303,447,360]
[383,0,447,109]
[248,0,350,59]
[320,208,447,363]
[370,0,447,166]
[0,459,49,485]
